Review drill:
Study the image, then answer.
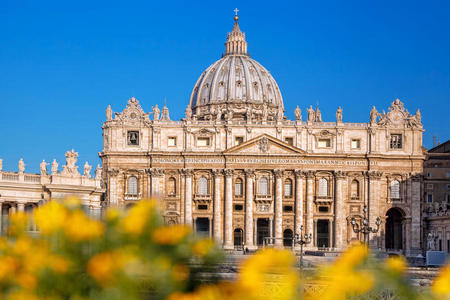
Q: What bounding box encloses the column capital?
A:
[294,169,306,178]
[107,168,120,177]
[212,169,223,177]
[274,169,284,178]
[147,168,164,177]
[367,170,383,179]
[181,168,194,177]
[305,170,316,179]
[244,169,255,177]
[224,169,234,177]
[334,170,348,180]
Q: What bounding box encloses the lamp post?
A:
[294,225,312,268]
[350,205,381,245]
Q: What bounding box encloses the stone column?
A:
[0,202,3,234]
[212,169,223,242]
[368,171,382,249]
[150,168,164,198]
[182,169,194,225]
[274,169,283,247]
[107,168,120,205]
[17,203,25,212]
[306,171,315,243]
[245,169,255,249]
[410,175,422,255]
[224,169,234,249]
[294,170,305,241]
[269,218,273,242]
[334,171,346,249]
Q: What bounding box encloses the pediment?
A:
[224,134,306,155]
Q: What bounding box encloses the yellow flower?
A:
[6,290,39,300]
[239,248,300,300]
[172,264,189,282]
[192,239,215,257]
[48,255,70,274]
[87,250,132,286]
[121,200,157,235]
[63,196,81,208]
[106,208,120,221]
[385,255,407,275]
[9,211,28,235]
[0,256,19,280]
[432,265,450,296]
[16,272,37,290]
[152,225,191,245]
[63,210,105,242]
[307,244,374,300]
[34,201,68,235]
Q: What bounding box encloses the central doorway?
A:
[317,220,330,248]
[195,218,210,237]
[257,218,270,246]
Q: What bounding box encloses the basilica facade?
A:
[100,15,425,254]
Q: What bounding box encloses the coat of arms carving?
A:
[258,137,270,153]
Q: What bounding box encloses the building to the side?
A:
[99,15,425,255]
[423,140,450,255]
[0,150,104,232]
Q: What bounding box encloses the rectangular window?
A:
[390,134,402,149]
[447,184,450,190]
[351,139,361,149]
[197,137,210,147]
[127,131,139,146]
[318,139,331,148]
[318,206,329,213]
[427,194,433,203]
[427,184,434,190]
[235,136,244,146]
[283,205,293,212]
[446,173,450,178]
[447,194,450,202]
[168,137,177,147]
[234,204,243,211]
[428,173,432,178]
[197,204,208,210]
[284,137,294,146]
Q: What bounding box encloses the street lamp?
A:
[294,225,312,268]
[350,205,381,245]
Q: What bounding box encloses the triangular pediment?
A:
[224,134,306,155]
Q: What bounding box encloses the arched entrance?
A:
[195,218,210,236]
[385,208,404,250]
[257,218,270,246]
[283,229,293,247]
[234,228,244,249]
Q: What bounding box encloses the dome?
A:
[187,15,284,122]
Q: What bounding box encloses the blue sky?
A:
[1,0,449,173]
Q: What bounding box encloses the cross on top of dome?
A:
[225,9,247,56]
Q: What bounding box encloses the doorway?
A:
[385,208,403,250]
[234,228,244,249]
[283,229,293,247]
[317,219,330,248]
[195,218,210,237]
[257,218,270,246]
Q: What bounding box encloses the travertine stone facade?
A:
[100,16,425,255]
[423,140,450,255]
[0,150,104,232]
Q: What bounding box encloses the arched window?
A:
[351,180,360,199]
[235,178,243,196]
[259,177,269,195]
[198,177,208,195]
[391,180,400,199]
[318,178,328,197]
[128,176,138,195]
[284,179,292,197]
[168,177,176,195]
